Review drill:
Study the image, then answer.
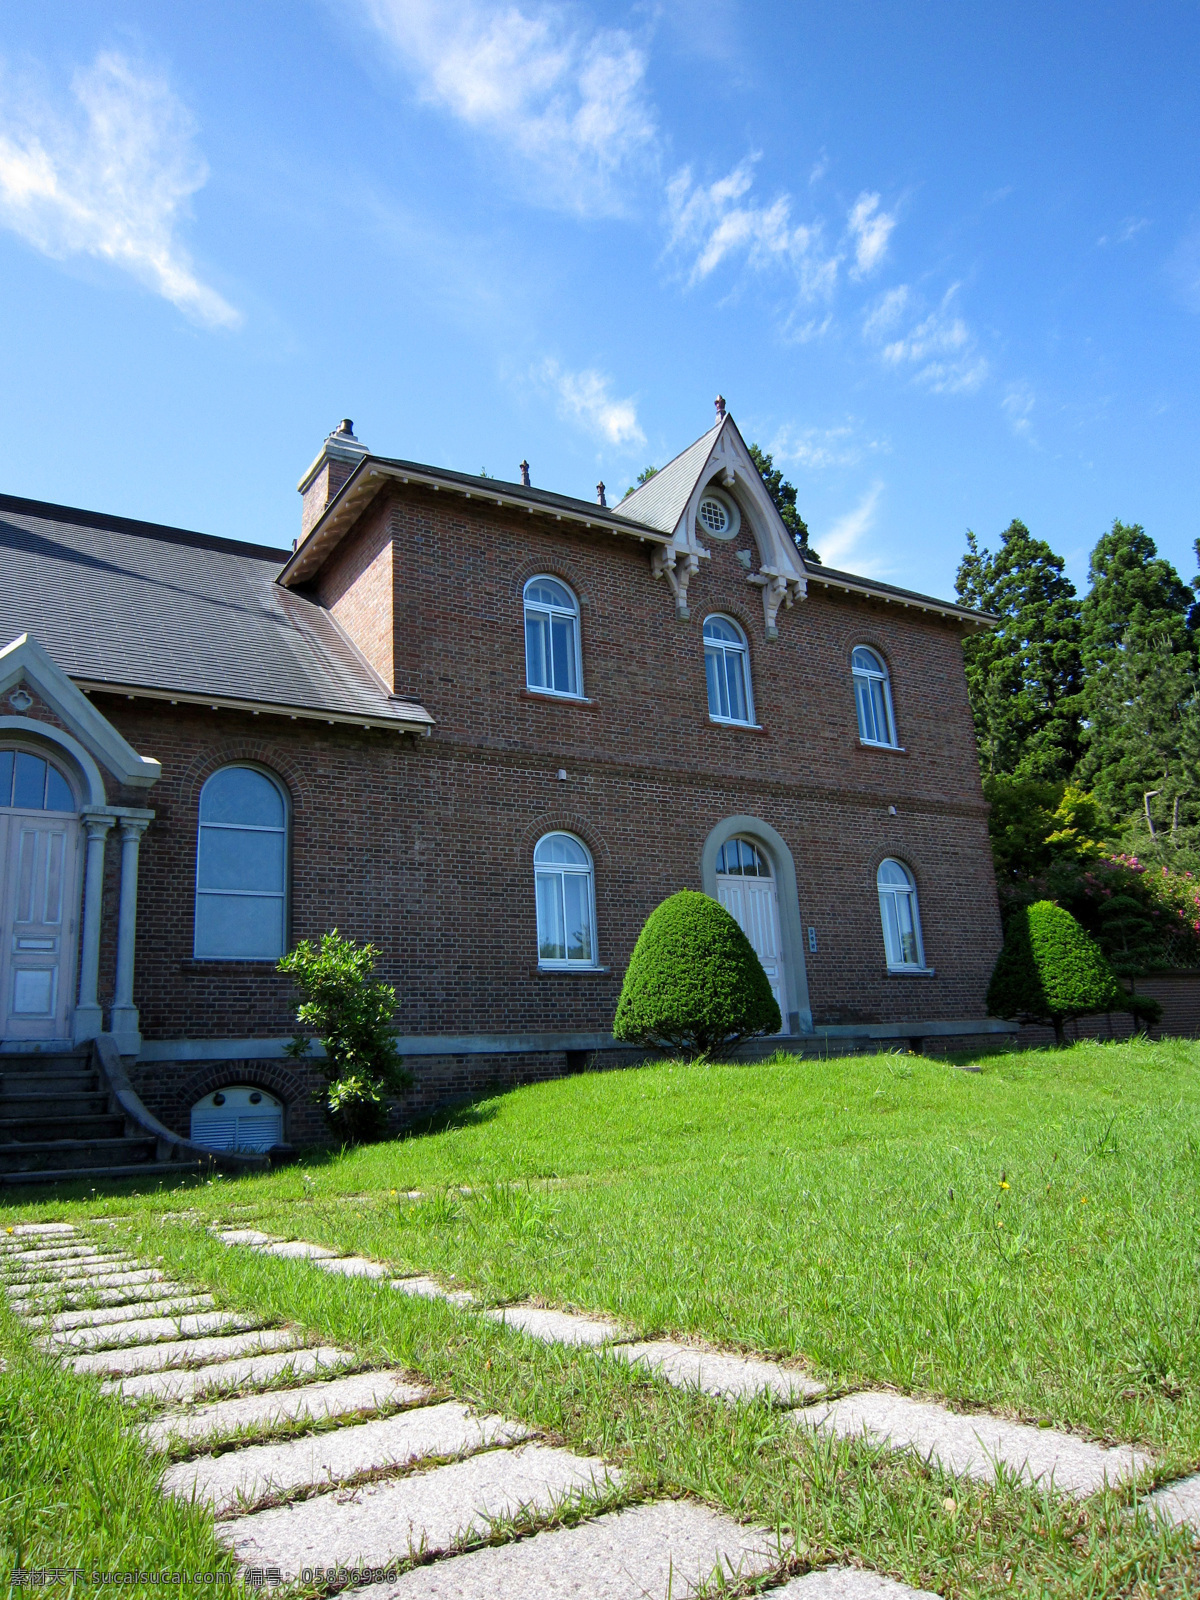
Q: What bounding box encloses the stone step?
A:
[69,1327,305,1377]
[213,1229,277,1247]
[792,1392,1151,1496]
[313,1255,389,1279]
[10,1266,159,1293]
[0,1160,201,1187]
[390,1276,475,1307]
[110,1346,358,1403]
[0,1092,110,1120]
[0,1114,127,1142]
[29,1294,212,1331]
[46,1309,262,1351]
[0,1137,157,1174]
[7,1279,190,1314]
[217,1441,619,1570]
[774,1574,943,1598]
[485,1304,627,1347]
[0,1221,77,1236]
[0,1242,108,1263]
[0,1072,101,1099]
[142,1370,432,1450]
[611,1341,825,1405]
[1147,1472,1200,1532]
[4,1253,136,1278]
[349,1498,783,1600]
[165,1402,530,1516]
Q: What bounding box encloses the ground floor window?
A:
[190,1085,283,1152]
[534,832,596,966]
[877,858,925,968]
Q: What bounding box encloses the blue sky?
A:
[1,2,1198,601]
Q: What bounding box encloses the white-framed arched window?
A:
[534,832,596,967]
[0,748,76,812]
[194,766,289,960]
[852,647,898,747]
[704,615,754,725]
[877,859,925,970]
[524,576,583,698]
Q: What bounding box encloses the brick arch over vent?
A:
[177,1059,313,1144]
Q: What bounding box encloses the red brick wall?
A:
[316,499,395,691]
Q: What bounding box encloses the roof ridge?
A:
[0,491,291,563]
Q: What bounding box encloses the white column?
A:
[73,813,115,1044]
[110,816,150,1056]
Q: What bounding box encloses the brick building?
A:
[0,405,1012,1149]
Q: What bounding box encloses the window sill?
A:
[886,965,936,977]
[708,717,766,733]
[180,958,283,972]
[859,740,906,754]
[522,688,597,709]
[533,964,611,977]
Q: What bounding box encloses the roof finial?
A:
[714,394,726,422]
[520,460,531,487]
[596,481,607,508]
[336,418,356,438]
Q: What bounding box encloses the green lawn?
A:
[4,1039,1200,1596]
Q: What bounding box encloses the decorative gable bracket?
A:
[650,546,700,619]
[747,569,807,640]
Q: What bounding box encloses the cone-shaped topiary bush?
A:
[986,900,1130,1046]
[613,889,781,1057]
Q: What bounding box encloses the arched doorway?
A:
[0,746,82,1042]
[714,837,787,1025]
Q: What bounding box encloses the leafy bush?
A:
[278,930,410,1143]
[613,890,781,1057]
[986,900,1139,1045]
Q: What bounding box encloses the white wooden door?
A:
[717,871,788,1030]
[0,811,81,1042]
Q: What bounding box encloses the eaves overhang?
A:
[278,456,671,588]
[74,679,433,734]
[803,565,998,629]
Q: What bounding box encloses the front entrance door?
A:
[715,836,788,1030]
[0,750,82,1043]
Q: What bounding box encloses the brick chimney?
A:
[298,419,369,540]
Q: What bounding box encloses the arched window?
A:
[524,577,582,698]
[534,832,596,967]
[877,859,925,969]
[0,749,75,812]
[704,616,754,725]
[715,838,770,876]
[852,647,897,746]
[194,766,288,960]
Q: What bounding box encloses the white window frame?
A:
[534,831,598,969]
[852,646,898,747]
[524,576,584,700]
[695,487,741,542]
[194,764,289,961]
[877,858,926,971]
[704,615,755,726]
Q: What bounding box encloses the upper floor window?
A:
[704,616,754,725]
[0,749,74,812]
[877,859,925,969]
[194,766,288,960]
[524,577,582,698]
[534,832,596,967]
[852,646,898,747]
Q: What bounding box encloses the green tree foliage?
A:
[278,930,410,1144]
[986,901,1132,1046]
[1079,520,1195,673]
[613,890,781,1056]
[954,520,1083,779]
[622,465,659,500]
[747,444,820,562]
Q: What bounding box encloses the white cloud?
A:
[0,51,238,328]
[1097,216,1149,247]
[864,283,988,394]
[847,191,895,278]
[538,358,645,446]
[354,0,656,214]
[815,481,887,573]
[1002,383,1035,440]
[769,420,884,470]
[665,158,839,299]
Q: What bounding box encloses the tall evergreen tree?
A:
[748,444,820,562]
[954,520,1083,779]
[1078,520,1194,673]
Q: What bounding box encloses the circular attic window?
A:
[696,488,741,542]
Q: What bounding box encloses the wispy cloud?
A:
[1167,222,1200,313]
[1097,216,1149,247]
[353,0,656,215]
[769,419,885,470]
[864,283,987,394]
[1002,382,1035,441]
[846,191,895,278]
[537,358,645,446]
[665,157,839,299]
[816,481,887,574]
[0,51,238,328]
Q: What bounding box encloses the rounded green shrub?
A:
[986,899,1128,1045]
[613,889,781,1056]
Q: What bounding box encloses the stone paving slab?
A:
[46,1309,261,1351]
[110,1346,358,1402]
[218,1442,621,1571]
[256,1239,341,1260]
[165,1402,530,1515]
[611,1341,826,1405]
[774,1572,942,1598]
[792,1393,1150,1495]
[315,1256,390,1279]
[7,1279,196,1314]
[8,1264,155,1289]
[1,1222,76,1236]
[29,1294,213,1331]
[485,1305,627,1347]
[4,1256,137,1281]
[1147,1472,1200,1532]
[347,1497,780,1599]
[1,1244,108,1264]
[142,1370,432,1449]
[71,1327,305,1377]
[390,1277,475,1307]
[215,1229,278,1247]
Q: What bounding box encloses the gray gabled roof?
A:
[615,423,723,534]
[0,493,432,730]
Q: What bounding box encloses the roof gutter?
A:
[73,680,433,735]
[803,568,998,628]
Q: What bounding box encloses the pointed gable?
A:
[617,423,723,534]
